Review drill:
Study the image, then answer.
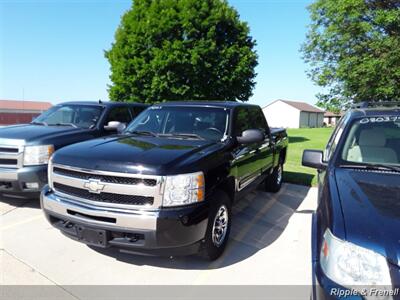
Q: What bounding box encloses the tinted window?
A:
[250,107,268,134]
[341,115,400,165]
[235,106,267,136]
[235,107,252,136]
[125,106,228,141]
[34,105,103,129]
[105,106,132,125]
[130,106,146,118]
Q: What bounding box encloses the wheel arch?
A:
[215,176,235,204]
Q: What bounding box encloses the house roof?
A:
[0,100,52,111]
[264,99,324,113]
[324,111,344,117]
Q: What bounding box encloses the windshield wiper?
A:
[128,130,158,137]
[31,121,48,126]
[340,163,400,172]
[159,133,205,140]
[50,123,78,128]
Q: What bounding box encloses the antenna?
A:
[98,99,103,104]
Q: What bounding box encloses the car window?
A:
[125,106,229,141]
[341,116,400,165]
[235,107,252,136]
[34,105,103,129]
[44,106,74,124]
[105,107,132,125]
[324,113,349,161]
[235,106,268,136]
[129,106,146,119]
[250,107,269,135]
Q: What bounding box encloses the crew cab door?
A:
[232,106,272,191]
[250,106,274,173]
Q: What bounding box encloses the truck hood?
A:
[335,168,400,265]
[0,124,90,145]
[52,135,226,175]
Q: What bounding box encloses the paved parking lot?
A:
[1,183,316,289]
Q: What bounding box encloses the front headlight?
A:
[23,145,54,166]
[320,229,391,287]
[162,172,205,207]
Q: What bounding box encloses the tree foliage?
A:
[105,0,258,103]
[302,0,400,109]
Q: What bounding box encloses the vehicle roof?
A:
[58,101,148,107]
[155,101,258,109]
[348,106,400,118]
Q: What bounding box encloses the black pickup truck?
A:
[0,101,147,198]
[41,101,288,260]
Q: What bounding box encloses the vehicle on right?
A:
[302,102,400,299]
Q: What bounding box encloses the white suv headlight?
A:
[320,229,391,286]
[23,145,54,166]
[162,172,205,207]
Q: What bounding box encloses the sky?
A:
[0,0,321,107]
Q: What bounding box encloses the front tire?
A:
[265,161,283,193]
[202,190,232,261]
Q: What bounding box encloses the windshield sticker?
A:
[149,106,162,110]
[359,116,400,124]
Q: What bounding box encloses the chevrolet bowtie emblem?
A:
[84,179,105,194]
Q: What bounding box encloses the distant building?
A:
[324,111,343,127]
[0,100,52,125]
[262,99,325,129]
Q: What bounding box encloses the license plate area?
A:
[76,226,108,248]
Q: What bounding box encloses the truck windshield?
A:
[125,106,229,141]
[33,105,104,129]
[340,116,400,167]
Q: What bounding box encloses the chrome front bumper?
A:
[41,186,209,255]
[41,188,158,231]
[0,168,18,180]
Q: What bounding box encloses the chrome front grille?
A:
[53,183,154,206]
[52,167,157,186]
[0,140,24,169]
[51,164,163,209]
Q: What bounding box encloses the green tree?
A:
[105,0,258,103]
[302,0,400,108]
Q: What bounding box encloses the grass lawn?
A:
[283,127,334,186]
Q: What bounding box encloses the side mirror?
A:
[237,129,264,144]
[302,150,327,170]
[104,121,126,133]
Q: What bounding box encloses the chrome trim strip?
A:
[53,164,161,179]
[42,192,158,230]
[53,173,158,197]
[0,168,18,180]
[259,143,271,150]
[237,170,261,191]
[0,139,25,146]
[53,189,159,211]
[0,144,24,169]
[0,165,18,169]
[0,153,21,160]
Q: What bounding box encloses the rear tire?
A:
[202,190,232,261]
[265,160,283,193]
